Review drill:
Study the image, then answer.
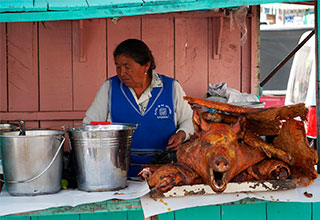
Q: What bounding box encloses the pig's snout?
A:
[212,158,230,172]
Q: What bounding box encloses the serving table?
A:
[1,177,320,220]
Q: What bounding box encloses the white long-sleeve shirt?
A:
[83,71,194,140]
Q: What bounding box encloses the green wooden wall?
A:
[0,200,318,220]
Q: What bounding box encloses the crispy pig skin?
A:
[202,112,238,124]
[185,96,308,121]
[273,119,318,186]
[148,163,202,193]
[177,119,265,193]
[147,97,317,194]
[184,96,260,114]
[232,159,291,182]
[245,119,281,136]
[202,112,281,136]
[246,104,308,121]
[243,130,292,164]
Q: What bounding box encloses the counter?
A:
[0,197,318,220]
[1,177,320,220]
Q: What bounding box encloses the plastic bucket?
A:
[0,130,65,196]
[67,124,136,192]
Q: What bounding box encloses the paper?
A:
[140,178,320,218]
[0,180,150,216]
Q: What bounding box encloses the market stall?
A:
[0,0,319,219]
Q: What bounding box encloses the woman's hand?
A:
[166,130,186,150]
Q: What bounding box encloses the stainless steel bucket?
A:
[67,124,136,192]
[0,124,18,174]
[0,130,65,196]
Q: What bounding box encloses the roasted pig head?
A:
[177,110,265,193]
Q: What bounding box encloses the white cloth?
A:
[141,177,320,218]
[207,82,259,103]
[0,180,150,216]
[83,71,194,141]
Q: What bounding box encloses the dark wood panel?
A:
[208,17,241,91]
[241,6,259,94]
[39,21,73,111]
[7,22,38,111]
[0,111,85,121]
[107,17,141,79]
[175,17,208,98]
[0,23,7,112]
[72,19,107,111]
[142,17,174,78]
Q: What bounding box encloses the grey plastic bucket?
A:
[0,130,65,196]
[67,124,136,192]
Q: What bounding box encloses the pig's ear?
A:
[231,115,246,135]
[193,107,210,133]
[192,107,201,136]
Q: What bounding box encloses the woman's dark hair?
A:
[113,39,156,75]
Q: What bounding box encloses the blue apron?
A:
[109,75,176,177]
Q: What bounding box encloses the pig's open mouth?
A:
[210,169,227,193]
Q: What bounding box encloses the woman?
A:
[83,39,194,177]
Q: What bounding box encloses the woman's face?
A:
[115,54,150,88]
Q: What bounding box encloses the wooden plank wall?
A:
[0,7,259,129]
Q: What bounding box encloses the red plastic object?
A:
[305,106,317,138]
[90,122,111,125]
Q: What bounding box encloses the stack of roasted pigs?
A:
[142,96,318,194]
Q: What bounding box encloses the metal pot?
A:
[0,124,18,175]
[0,124,18,133]
[0,130,65,196]
[67,124,136,191]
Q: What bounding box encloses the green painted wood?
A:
[312,203,320,220]
[12,199,141,216]
[316,0,320,173]
[80,212,127,220]
[158,211,175,220]
[33,0,48,11]
[47,0,88,10]
[0,0,34,12]
[0,216,30,220]
[0,0,314,22]
[30,215,78,220]
[222,203,266,220]
[175,205,220,220]
[267,202,312,220]
[127,210,144,220]
[86,0,143,7]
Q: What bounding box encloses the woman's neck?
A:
[134,73,152,98]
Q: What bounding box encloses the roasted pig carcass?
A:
[148,111,266,193]
[146,96,318,194]
[147,163,203,193]
[232,159,291,182]
[184,96,309,121]
[273,119,318,186]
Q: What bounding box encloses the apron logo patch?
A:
[154,104,172,119]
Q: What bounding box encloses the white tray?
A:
[150,179,297,198]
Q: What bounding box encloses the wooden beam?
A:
[0,111,85,121]
[0,23,7,111]
[0,0,313,23]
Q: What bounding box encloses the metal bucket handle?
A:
[0,135,65,183]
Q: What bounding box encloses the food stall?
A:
[0,0,319,219]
